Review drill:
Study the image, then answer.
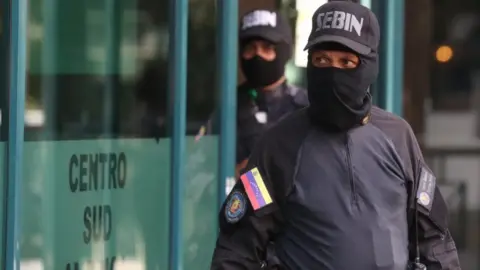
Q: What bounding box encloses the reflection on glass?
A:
[22,0,171,269]
[183,1,219,269]
[26,0,172,141]
[414,0,480,269]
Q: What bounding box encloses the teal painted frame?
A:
[104,0,121,136]
[5,0,28,269]
[168,0,188,269]
[216,0,238,211]
[41,0,57,140]
[361,0,405,116]
[382,0,404,115]
[374,0,405,116]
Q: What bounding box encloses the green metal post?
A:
[379,0,405,115]
[168,0,188,269]
[0,0,10,141]
[217,0,238,211]
[104,0,121,137]
[104,0,120,259]
[41,0,57,267]
[42,0,57,140]
[6,0,27,269]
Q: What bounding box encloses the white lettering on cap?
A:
[315,11,364,36]
[242,10,277,30]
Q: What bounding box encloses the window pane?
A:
[22,0,170,268]
[183,0,218,268]
[406,0,480,269]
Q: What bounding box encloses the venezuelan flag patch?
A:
[240,167,273,210]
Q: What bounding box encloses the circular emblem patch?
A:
[225,191,247,223]
[418,192,431,206]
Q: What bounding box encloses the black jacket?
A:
[211,106,460,270]
[204,82,308,163]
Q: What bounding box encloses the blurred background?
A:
[2,0,480,269]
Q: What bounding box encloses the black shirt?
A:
[205,82,308,163]
[211,106,461,270]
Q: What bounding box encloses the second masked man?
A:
[202,9,308,179]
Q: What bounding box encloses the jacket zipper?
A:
[345,133,357,205]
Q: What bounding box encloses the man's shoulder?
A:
[252,109,310,153]
[285,83,307,95]
[370,106,408,123]
[369,106,423,179]
[262,108,311,144]
[370,106,413,135]
[369,106,419,155]
[253,109,311,185]
[285,83,309,107]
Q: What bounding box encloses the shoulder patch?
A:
[225,191,247,223]
[240,167,273,211]
[416,166,436,211]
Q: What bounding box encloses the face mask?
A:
[240,42,290,88]
[306,53,378,131]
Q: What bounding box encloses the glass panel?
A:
[405,0,479,269]
[429,0,480,112]
[183,0,218,268]
[22,0,171,269]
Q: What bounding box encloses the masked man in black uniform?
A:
[211,1,461,269]
[201,9,308,178]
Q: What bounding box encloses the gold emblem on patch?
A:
[418,192,431,206]
[229,197,241,214]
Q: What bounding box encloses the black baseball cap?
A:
[239,9,292,45]
[303,1,380,55]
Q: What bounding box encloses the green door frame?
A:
[216,0,238,213]
[380,0,405,116]
[5,0,28,269]
[368,0,405,116]
[168,0,239,269]
[168,0,189,269]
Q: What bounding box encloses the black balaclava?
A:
[307,43,378,131]
[240,39,290,88]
